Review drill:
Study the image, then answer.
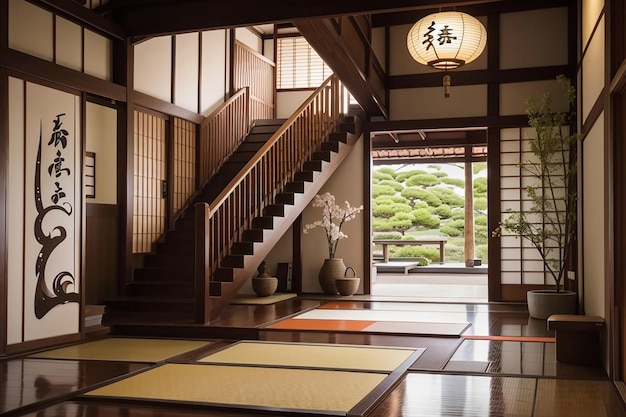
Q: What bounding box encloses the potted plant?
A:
[303,192,364,294]
[494,76,581,319]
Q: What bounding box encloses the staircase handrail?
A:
[195,74,347,322]
[198,87,250,188]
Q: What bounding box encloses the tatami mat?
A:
[29,338,212,362]
[267,306,471,336]
[267,318,470,336]
[197,341,422,372]
[230,293,297,305]
[84,363,388,414]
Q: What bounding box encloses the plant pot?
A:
[527,290,577,319]
[336,278,360,296]
[252,276,278,297]
[336,266,360,296]
[318,258,345,295]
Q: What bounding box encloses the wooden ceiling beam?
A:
[111,0,502,37]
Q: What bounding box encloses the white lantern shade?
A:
[407,11,487,70]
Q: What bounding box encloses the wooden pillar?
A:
[464,152,475,264]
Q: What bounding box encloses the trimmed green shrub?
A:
[413,208,440,228]
[372,184,396,198]
[441,177,464,188]
[430,187,464,207]
[434,204,452,218]
[375,167,397,178]
[396,169,427,182]
[473,177,488,196]
[406,174,441,187]
[373,171,394,181]
[378,179,404,192]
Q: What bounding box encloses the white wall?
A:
[86,102,117,205]
[301,138,366,293]
[174,33,200,113]
[134,36,173,103]
[582,114,605,317]
[9,0,111,81]
[200,30,228,116]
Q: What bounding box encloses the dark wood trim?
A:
[79,92,87,336]
[293,215,302,295]
[170,35,176,111]
[133,91,204,124]
[486,12,501,302]
[363,130,372,295]
[117,0,505,38]
[371,0,575,27]
[86,203,119,217]
[1,48,126,101]
[5,332,81,355]
[501,284,554,303]
[228,28,235,96]
[367,115,529,132]
[197,32,201,114]
[388,66,572,90]
[487,126,502,302]
[119,39,133,293]
[373,135,487,150]
[0,66,8,355]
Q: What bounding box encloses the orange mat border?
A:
[267,318,375,331]
[464,335,555,343]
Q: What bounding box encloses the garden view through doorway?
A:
[370,153,488,303]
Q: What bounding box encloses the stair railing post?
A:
[245,86,250,131]
[194,202,211,324]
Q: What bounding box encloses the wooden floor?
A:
[2,297,626,417]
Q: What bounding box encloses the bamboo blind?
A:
[173,117,197,217]
[133,110,167,254]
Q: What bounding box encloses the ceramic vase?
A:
[318,258,345,295]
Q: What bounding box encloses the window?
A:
[277,36,333,89]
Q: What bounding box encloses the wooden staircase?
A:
[103,111,360,331]
[103,119,285,324]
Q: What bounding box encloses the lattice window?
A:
[277,36,333,89]
[84,151,95,198]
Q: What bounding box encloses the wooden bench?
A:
[373,239,447,264]
[547,314,605,365]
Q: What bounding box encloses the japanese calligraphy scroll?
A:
[9,81,81,343]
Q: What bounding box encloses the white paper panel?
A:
[8,0,53,61]
[7,77,25,345]
[55,16,82,72]
[84,29,111,81]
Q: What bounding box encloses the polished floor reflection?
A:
[3,299,626,417]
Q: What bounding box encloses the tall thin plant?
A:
[494,76,581,293]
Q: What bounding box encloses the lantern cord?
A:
[443,74,451,98]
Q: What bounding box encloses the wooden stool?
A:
[547,314,604,365]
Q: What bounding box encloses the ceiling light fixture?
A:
[407,11,487,98]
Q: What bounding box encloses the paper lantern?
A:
[407,11,487,96]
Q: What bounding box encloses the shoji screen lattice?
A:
[500,127,550,285]
[133,111,167,253]
[172,117,196,217]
